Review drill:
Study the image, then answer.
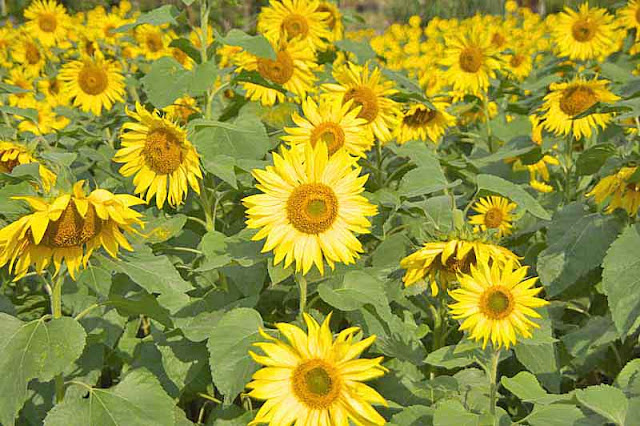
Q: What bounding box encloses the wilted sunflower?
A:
[620,0,640,39]
[243,143,377,275]
[23,0,69,47]
[257,0,332,52]
[587,166,640,216]
[323,62,400,143]
[551,3,617,61]
[247,313,387,425]
[0,141,56,191]
[469,196,517,238]
[114,102,202,209]
[540,77,619,140]
[449,259,548,349]
[0,181,144,280]
[282,96,373,157]
[395,100,455,145]
[59,54,125,116]
[400,238,520,296]
[234,39,317,106]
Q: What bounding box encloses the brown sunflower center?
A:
[626,182,640,193]
[48,77,60,95]
[310,122,345,155]
[38,13,57,33]
[459,46,483,73]
[143,127,184,174]
[287,183,338,234]
[146,33,164,52]
[559,85,597,117]
[257,51,294,85]
[510,54,525,68]
[282,14,310,39]
[484,207,504,228]
[25,42,41,65]
[78,65,109,95]
[571,18,597,42]
[292,360,341,409]
[104,25,116,38]
[403,107,437,128]
[40,202,102,248]
[317,5,337,30]
[0,158,20,173]
[481,287,514,320]
[491,32,506,48]
[344,86,379,123]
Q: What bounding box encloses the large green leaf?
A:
[476,174,551,220]
[576,385,628,426]
[215,29,276,59]
[433,399,479,426]
[113,5,179,32]
[318,270,388,312]
[522,404,586,426]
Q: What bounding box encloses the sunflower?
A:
[551,3,617,61]
[135,24,172,61]
[620,1,640,39]
[0,181,144,280]
[441,31,500,95]
[23,0,69,47]
[448,259,548,349]
[96,12,127,44]
[257,0,332,52]
[38,75,69,107]
[587,166,640,216]
[503,50,533,81]
[317,1,344,41]
[323,62,400,143]
[163,96,200,124]
[234,38,318,106]
[400,238,520,296]
[282,96,373,157]
[247,313,387,425]
[11,35,47,75]
[114,102,202,209]
[5,68,36,108]
[17,102,70,136]
[395,100,455,145]
[539,77,620,140]
[0,141,56,191]
[59,54,125,116]
[243,143,377,275]
[469,196,517,238]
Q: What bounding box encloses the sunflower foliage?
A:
[1,0,640,424]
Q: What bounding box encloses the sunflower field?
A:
[2,0,640,424]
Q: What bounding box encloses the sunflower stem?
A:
[296,273,308,315]
[50,274,65,404]
[488,347,501,416]
[482,95,494,153]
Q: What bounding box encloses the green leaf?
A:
[425,344,477,369]
[602,224,640,336]
[0,182,36,218]
[561,316,618,359]
[523,404,586,426]
[113,5,179,33]
[141,57,190,108]
[576,144,617,176]
[389,405,433,426]
[207,308,263,402]
[318,270,388,312]
[143,214,188,244]
[433,399,479,426]
[476,174,551,220]
[616,359,640,396]
[335,39,377,63]
[216,29,276,60]
[44,369,176,426]
[0,82,30,94]
[576,385,628,426]
[501,372,547,402]
[0,315,86,426]
[0,105,38,122]
[189,60,219,96]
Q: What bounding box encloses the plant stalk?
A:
[50,274,64,404]
[296,273,308,315]
[488,347,501,416]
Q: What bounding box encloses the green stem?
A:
[375,138,384,188]
[296,273,308,315]
[488,348,501,416]
[50,274,64,403]
[482,96,494,153]
[563,131,574,204]
[199,180,215,232]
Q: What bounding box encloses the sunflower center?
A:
[257,51,294,85]
[25,42,41,65]
[571,19,596,42]
[559,85,597,117]
[459,46,483,73]
[626,182,640,193]
[78,65,109,95]
[292,360,340,409]
[145,32,164,52]
[636,7,640,24]
[510,54,524,67]
[287,183,338,234]
[41,202,102,248]
[491,32,506,48]
[143,127,184,175]
[484,207,504,228]
[481,287,514,320]
[310,122,345,155]
[282,14,310,39]
[403,107,437,128]
[104,25,116,38]
[344,86,379,123]
[0,158,20,173]
[317,5,337,30]
[38,13,57,32]
[48,78,60,95]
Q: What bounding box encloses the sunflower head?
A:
[395,101,455,145]
[469,196,517,238]
[587,166,640,216]
[0,141,57,192]
[552,4,616,61]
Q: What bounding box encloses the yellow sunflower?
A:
[234,38,318,106]
[243,143,377,275]
[59,54,125,116]
[620,1,640,40]
[441,31,500,95]
[135,24,172,61]
[317,1,344,41]
[38,75,70,107]
[96,13,127,44]
[400,238,520,296]
[247,313,387,425]
[282,96,373,157]
[449,259,548,349]
[163,96,200,124]
[503,50,533,81]
[23,0,69,47]
[469,196,517,238]
[539,77,620,140]
[11,35,47,75]
[394,100,455,145]
[551,3,617,61]
[587,166,640,216]
[0,181,144,280]
[257,0,332,52]
[5,68,36,108]
[323,62,400,143]
[17,102,70,136]
[0,141,56,191]
[114,102,202,209]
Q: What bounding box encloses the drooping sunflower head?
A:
[0,181,144,280]
[395,100,455,145]
[0,141,57,192]
[243,142,377,275]
[587,166,640,216]
[114,102,202,209]
[469,196,517,238]
[247,313,388,425]
[23,0,69,47]
[449,259,548,349]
